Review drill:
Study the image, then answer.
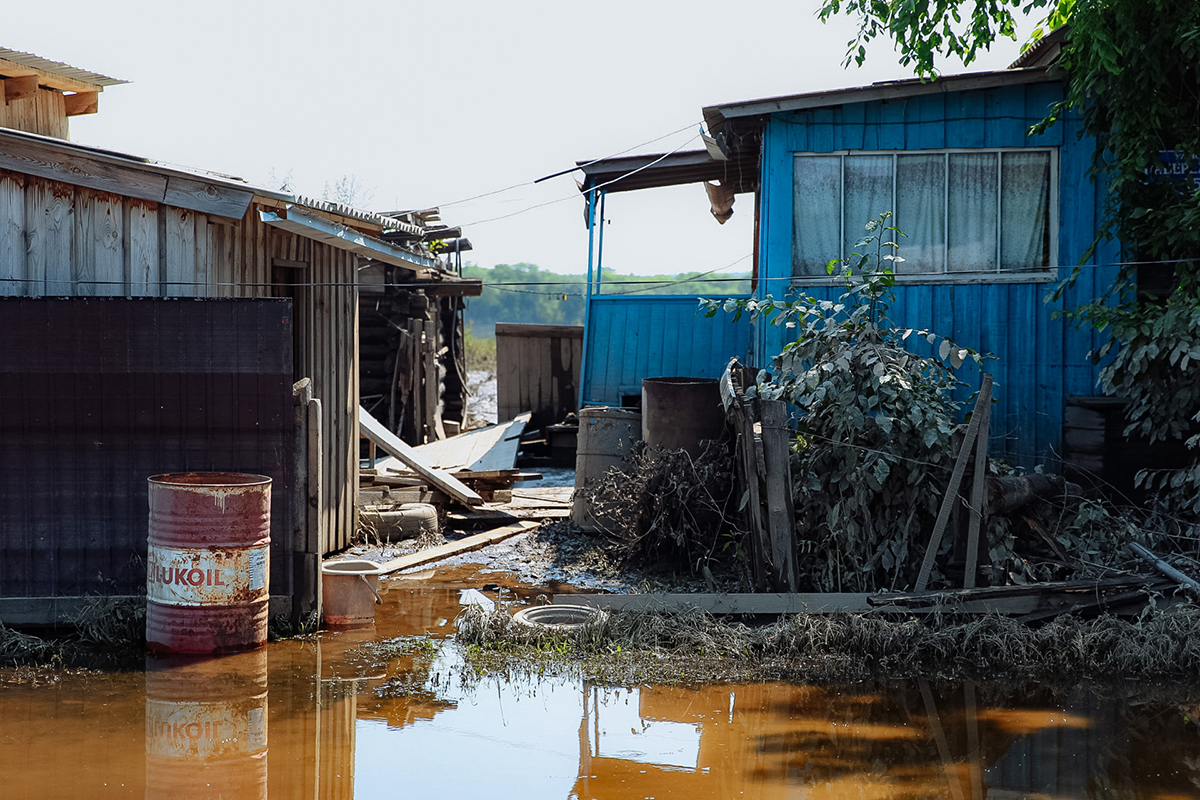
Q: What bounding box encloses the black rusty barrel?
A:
[641,377,726,455]
[146,472,271,654]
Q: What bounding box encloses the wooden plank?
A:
[495,323,584,339]
[359,404,483,506]
[379,412,530,473]
[963,384,991,589]
[0,171,26,295]
[163,175,254,220]
[369,520,539,574]
[163,206,196,296]
[554,593,878,614]
[759,399,799,591]
[73,188,123,296]
[0,130,166,204]
[124,198,158,295]
[63,91,98,117]
[3,75,38,102]
[915,374,993,592]
[24,177,72,294]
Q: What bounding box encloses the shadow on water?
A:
[2,564,1200,798]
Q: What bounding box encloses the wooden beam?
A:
[358,404,483,506]
[915,375,993,592]
[963,383,992,589]
[555,593,880,614]
[3,75,38,102]
[163,175,253,219]
[63,91,98,117]
[369,520,539,574]
[0,129,167,203]
[0,57,102,94]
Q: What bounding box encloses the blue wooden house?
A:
[577,39,1122,470]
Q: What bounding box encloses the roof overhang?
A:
[0,47,126,94]
[703,65,1055,142]
[577,149,758,195]
[260,206,439,271]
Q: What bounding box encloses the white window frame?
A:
[790,147,1059,286]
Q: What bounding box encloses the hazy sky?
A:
[8,1,1037,276]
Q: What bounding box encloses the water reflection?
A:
[1,566,1198,799]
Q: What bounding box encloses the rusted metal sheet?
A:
[146,473,271,653]
[0,298,293,623]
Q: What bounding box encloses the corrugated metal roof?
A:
[1009,26,1067,69]
[294,195,424,236]
[702,66,1053,139]
[0,47,127,87]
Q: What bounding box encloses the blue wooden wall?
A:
[756,80,1122,468]
[581,296,752,406]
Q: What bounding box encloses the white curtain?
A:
[1001,151,1051,269]
[792,156,842,276]
[896,154,946,273]
[948,153,998,272]
[843,155,893,262]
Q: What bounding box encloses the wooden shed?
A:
[0,51,471,623]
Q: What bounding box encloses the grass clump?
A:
[456,602,1200,688]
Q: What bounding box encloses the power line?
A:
[411,121,702,212]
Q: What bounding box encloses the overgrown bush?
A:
[704,214,982,592]
[578,440,743,576]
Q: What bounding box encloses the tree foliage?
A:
[820,0,1200,518]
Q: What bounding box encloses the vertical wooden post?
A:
[292,379,323,624]
[915,374,993,592]
[758,399,799,592]
[963,390,991,589]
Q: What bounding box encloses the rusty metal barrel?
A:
[146,472,272,654]
[144,649,268,800]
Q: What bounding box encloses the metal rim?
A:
[512,604,603,628]
[149,472,272,487]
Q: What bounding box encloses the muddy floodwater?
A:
[3,564,1199,799]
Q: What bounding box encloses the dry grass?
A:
[456,602,1200,688]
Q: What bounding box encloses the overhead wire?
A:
[411,121,702,212]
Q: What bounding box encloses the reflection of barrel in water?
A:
[144,649,268,800]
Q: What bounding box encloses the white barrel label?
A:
[147,544,269,605]
[146,696,268,759]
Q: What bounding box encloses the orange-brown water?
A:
[3,565,1199,799]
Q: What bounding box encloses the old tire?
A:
[360,503,440,542]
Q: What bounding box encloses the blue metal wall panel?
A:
[755,80,1115,467]
[581,296,752,406]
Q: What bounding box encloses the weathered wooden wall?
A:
[496,323,583,427]
[755,80,1122,468]
[0,167,358,557]
[0,88,68,140]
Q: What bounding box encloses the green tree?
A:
[819,0,1200,516]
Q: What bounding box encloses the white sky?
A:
[7,0,1037,276]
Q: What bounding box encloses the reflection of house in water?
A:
[571,683,1200,799]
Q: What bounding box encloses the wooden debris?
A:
[373,520,540,574]
[916,374,992,592]
[359,405,483,506]
[1130,543,1200,596]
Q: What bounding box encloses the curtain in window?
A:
[843,155,893,262]
[896,154,946,273]
[1001,151,1051,269]
[792,156,842,276]
[948,153,998,272]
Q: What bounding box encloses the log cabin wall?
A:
[0,167,359,561]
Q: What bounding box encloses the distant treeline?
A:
[462,263,751,338]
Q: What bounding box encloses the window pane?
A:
[1001,151,1051,269]
[792,156,842,276]
[843,155,893,262]
[896,154,945,273]
[948,153,998,272]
